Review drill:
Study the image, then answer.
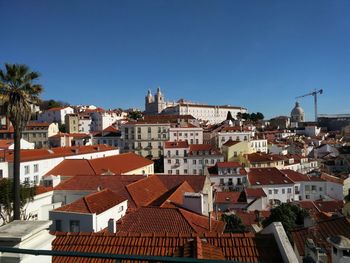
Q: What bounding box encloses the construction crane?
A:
[296,89,323,122]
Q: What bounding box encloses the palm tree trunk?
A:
[13,127,21,220]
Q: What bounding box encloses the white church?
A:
[144,87,247,124]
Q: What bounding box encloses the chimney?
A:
[108,218,116,233]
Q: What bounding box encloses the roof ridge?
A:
[82,196,93,213]
[177,208,204,233]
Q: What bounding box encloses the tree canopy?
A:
[221,213,246,233]
[0,179,36,225]
[128,110,143,120]
[262,203,309,235]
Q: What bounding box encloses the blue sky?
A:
[1,0,349,120]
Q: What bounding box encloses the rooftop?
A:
[248,168,294,186]
[52,232,283,262]
[54,189,126,215]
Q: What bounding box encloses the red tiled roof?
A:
[49,132,91,139]
[189,144,221,155]
[103,125,118,132]
[245,188,267,198]
[0,139,13,149]
[26,121,51,127]
[248,168,294,186]
[53,175,144,209]
[5,145,116,162]
[291,216,350,257]
[35,185,53,195]
[222,139,241,147]
[164,140,189,149]
[45,153,153,177]
[52,232,283,262]
[320,173,344,184]
[313,200,344,213]
[235,210,270,226]
[150,181,195,208]
[216,161,242,168]
[281,169,325,182]
[245,152,285,163]
[116,207,225,234]
[55,189,126,215]
[47,106,71,111]
[215,192,241,203]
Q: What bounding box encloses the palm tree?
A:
[0,63,43,220]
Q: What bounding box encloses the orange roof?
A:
[223,139,241,147]
[320,173,344,184]
[47,106,71,111]
[150,181,195,208]
[248,168,294,185]
[281,169,325,182]
[244,188,267,198]
[189,144,221,155]
[235,210,270,226]
[46,153,153,177]
[216,161,242,168]
[55,189,126,215]
[0,139,13,149]
[103,125,118,132]
[116,207,225,234]
[215,192,241,203]
[164,140,189,148]
[26,121,51,128]
[52,232,283,262]
[245,152,285,163]
[49,132,91,139]
[5,145,116,162]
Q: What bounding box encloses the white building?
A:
[145,88,247,124]
[50,189,127,233]
[38,106,74,124]
[89,109,124,132]
[169,124,203,144]
[164,141,224,175]
[248,168,295,205]
[0,138,34,150]
[207,161,248,191]
[1,145,119,185]
[215,126,254,148]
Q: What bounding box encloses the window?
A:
[282,189,285,194]
[193,169,197,174]
[176,170,179,175]
[167,159,171,164]
[138,135,141,139]
[268,190,272,195]
[70,220,80,232]
[274,189,278,194]
[34,164,39,173]
[56,220,62,231]
[220,178,224,185]
[287,188,292,193]
[184,169,188,174]
[118,206,124,212]
[24,177,30,184]
[24,165,30,175]
[168,170,172,174]
[205,159,209,164]
[175,159,179,164]
[305,185,310,191]
[184,159,187,163]
[211,159,214,164]
[199,160,202,164]
[34,175,38,184]
[311,185,316,192]
[193,160,196,164]
[319,187,323,191]
[0,170,3,179]
[306,195,310,199]
[175,150,179,156]
[148,127,151,133]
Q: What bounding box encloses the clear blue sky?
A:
[1,0,349,120]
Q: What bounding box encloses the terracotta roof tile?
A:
[215,192,241,204]
[248,168,294,186]
[223,139,241,147]
[52,232,283,262]
[244,188,267,198]
[46,153,153,177]
[55,189,126,215]
[216,161,242,168]
[5,144,116,162]
[116,207,225,234]
[164,140,189,149]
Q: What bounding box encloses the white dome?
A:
[291,102,304,116]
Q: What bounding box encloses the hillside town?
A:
[1,85,350,263]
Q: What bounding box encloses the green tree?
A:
[241,113,250,121]
[0,179,35,225]
[0,63,43,220]
[256,112,264,121]
[128,110,143,120]
[262,203,309,236]
[221,213,246,233]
